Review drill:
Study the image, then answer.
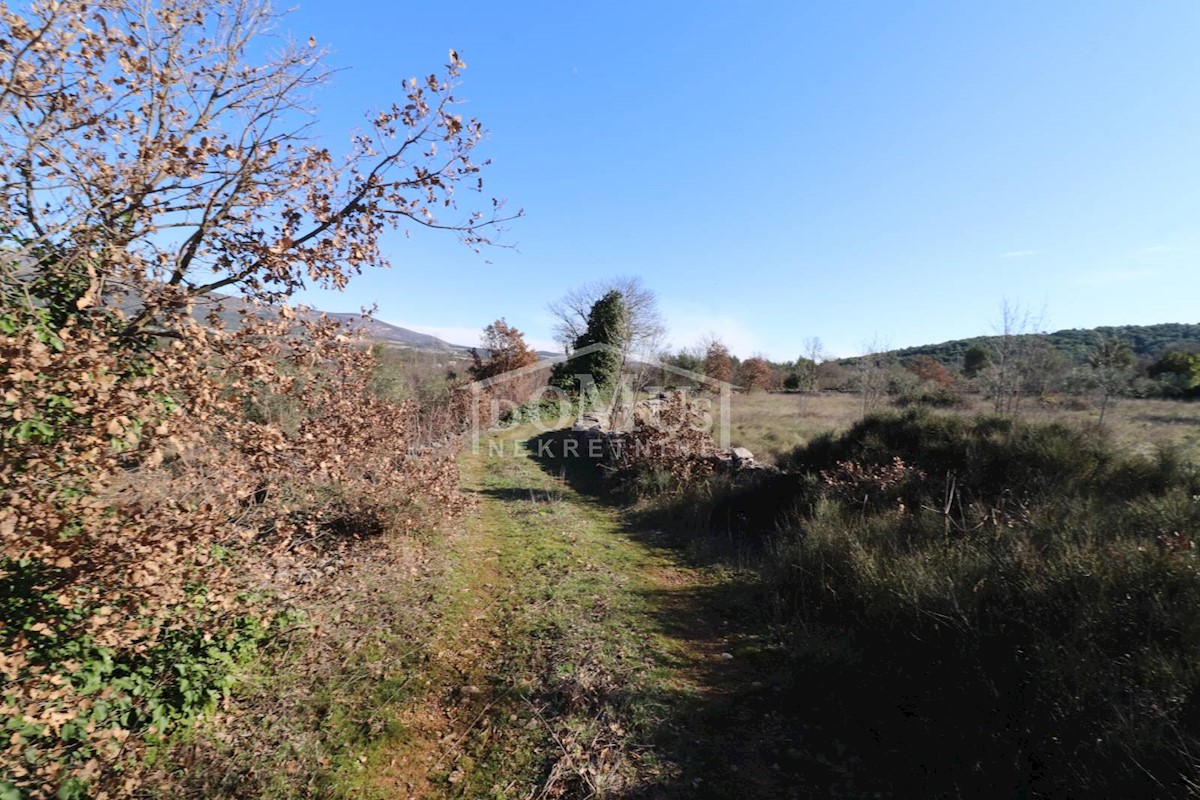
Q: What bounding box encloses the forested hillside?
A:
[867,322,1200,367]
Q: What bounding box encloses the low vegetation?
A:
[0,0,511,794]
[727,391,1200,464]
[883,322,1200,372]
[2,0,1198,796]
[634,405,1200,795]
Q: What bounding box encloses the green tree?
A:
[547,276,665,358]
[660,349,703,388]
[1148,350,1200,396]
[792,356,818,390]
[963,343,991,378]
[552,290,626,392]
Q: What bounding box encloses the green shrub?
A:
[0,559,277,797]
[503,395,576,426]
[782,408,1133,504]
[755,410,1200,795]
[891,383,966,409]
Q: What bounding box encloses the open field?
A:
[729,391,1200,463]
[727,392,863,460]
[637,401,1200,795]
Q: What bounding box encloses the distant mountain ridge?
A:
[189,293,467,350]
[856,322,1200,367]
[313,312,561,358]
[194,294,563,356]
[320,312,466,350]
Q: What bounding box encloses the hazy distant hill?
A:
[188,293,465,350]
[859,323,1200,367]
[321,312,467,350]
[191,294,562,356]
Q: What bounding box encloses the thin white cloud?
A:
[817,339,856,360]
[1001,249,1038,258]
[1139,245,1179,254]
[526,337,563,354]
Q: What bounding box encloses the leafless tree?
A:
[1089,338,1135,427]
[548,277,668,418]
[0,0,518,336]
[800,335,826,391]
[980,300,1047,414]
[791,336,827,413]
[1021,337,1068,400]
[855,336,892,417]
[548,276,667,359]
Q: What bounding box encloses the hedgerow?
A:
[0,0,512,794]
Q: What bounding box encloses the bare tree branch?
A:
[0,0,520,341]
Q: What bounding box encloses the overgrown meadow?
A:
[620,402,1200,796]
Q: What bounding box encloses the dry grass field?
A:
[728,391,1200,463]
[727,391,862,461]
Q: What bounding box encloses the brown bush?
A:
[738,356,775,392]
[612,392,720,490]
[0,0,509,793]
[905,355,956,388]
[0,305,470,795]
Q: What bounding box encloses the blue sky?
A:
[285,1,1200,359]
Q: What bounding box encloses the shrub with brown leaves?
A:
[612,391,720,490]
[819,456,927,510]
[0,304,471,796]
[0,0,509,794]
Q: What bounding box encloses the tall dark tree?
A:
[660,349,704,388]
[547,276,665,358]
[963,343,991,378]
[552,290,626,392]
[1149,350,1200,396]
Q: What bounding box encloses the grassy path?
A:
[349,425,831,799]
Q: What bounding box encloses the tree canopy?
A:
[547,277,665,359]
[552,290,626,392]
[469,318,539,381]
